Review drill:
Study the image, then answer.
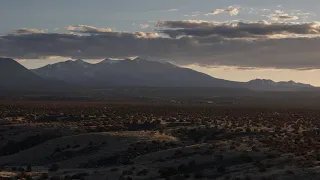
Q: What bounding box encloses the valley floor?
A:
[1,100,320,180]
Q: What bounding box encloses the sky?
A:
[2,0,320,85]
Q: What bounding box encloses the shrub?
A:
[18,167,25,172]
[122,169,134,175]
[71,173,89,179]
[285,170,294,174]
[188,160,196,169]
[177,164,189,173]
[25,175,33,180]
[217,166,226,173]
[259,166,267,172]
[194,171,204,179]
[241,153,253,163]
[49,164,59,172]
[27,164,32,172]
[110,168,119,172]
[54,147,61,153]
[158,167,177,178]
[137,169,148,176]
[50,176,61,180]
[40,173,49,179]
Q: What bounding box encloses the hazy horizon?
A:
[2,0,320,86]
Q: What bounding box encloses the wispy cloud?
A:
[262,9,315,21]
[65,25,113,34]
[147,8,179,13]
[166,9,178,12]
[267,14,299,21]
[140,24,150,29]
[206,6,239,16]
[11,28,47,35]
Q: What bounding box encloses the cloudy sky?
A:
[2,0,320,85]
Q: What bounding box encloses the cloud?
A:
[166,9,178,12]
[207,6,239,16]
[148,8,179,13]
[157,20,320,39]
[11,28,46,35]
[0,27,182,60]
[261,9,315,21]
[156,20,220,29]
[65,25,113,34]
[274,10,284,14]
[64,25,158,38]
[3,23,320,70]
[184,14,199,17]
[184,11,202,17]
[140,24,150,29]
[267,13,299,21]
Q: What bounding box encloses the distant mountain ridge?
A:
[0,57,73,90]
[247,79,313,91]
[0,57,314,92]
[33,57,239,88]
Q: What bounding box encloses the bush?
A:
[50,176,61,180]
[122,170,134,175]
[54,147,61,153]
[177,164,189,173]
[137,169,148,176]
[259,166,267,172]
[49,164,59,172]
[110,168,119,172]
[71,173,89,179]
[40,173,49,179]
[159,167,177,178]
[188,160,196,169]
[285,170,294,174]
[194,172,204,179]
[241,153,253,163]
[27,164,32,172]
[25,175,33,180]
[18,167,25,172]
[217,166,226,173]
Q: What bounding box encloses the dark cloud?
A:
[11,28,46,35]
[156,20,219,28]
[157,21,320,38]
[268,14,299,21]
[2,23,320,70]
[0,30,194,60]
[65,25,158,38]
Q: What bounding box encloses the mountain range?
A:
[32,57,239,88]
[0,57,314,92]
[0,58,71,91]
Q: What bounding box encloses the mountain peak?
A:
[133,56,147,62]
[100,58,120,64]
[132,56,176,67]
[0,57,24,68]
[74,59,86,63]
[0,57,14,61]
[250,78,274,82]
[0,57,16,63]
